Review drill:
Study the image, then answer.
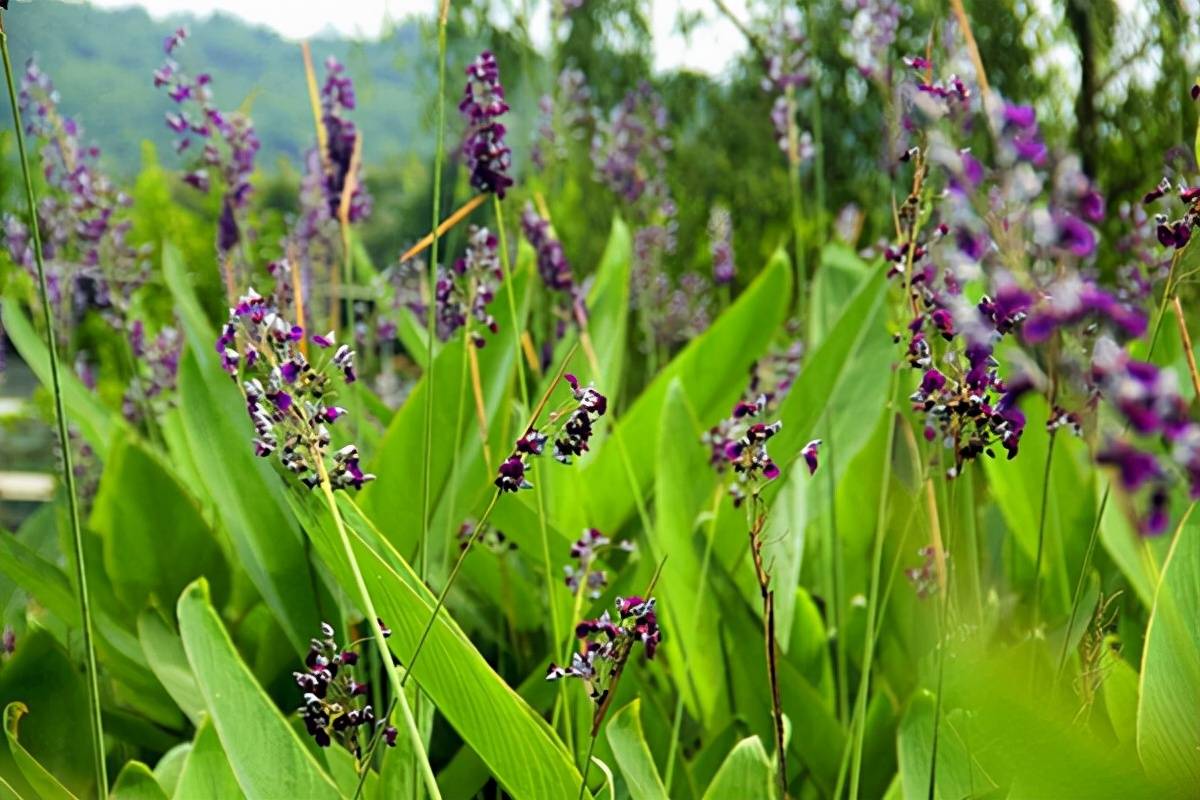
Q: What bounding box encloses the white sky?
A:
[83,0,750,74]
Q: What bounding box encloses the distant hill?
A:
[3,1,438,175]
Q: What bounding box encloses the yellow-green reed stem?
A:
[441,320,475,578]
[1,17,108,794]
[314,463,441,800]
[421,0,451,584]
[926,466,957,799]
[824,408,849,725]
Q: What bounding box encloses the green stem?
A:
[847,378,900,800]
[402,490,501,686]
[1,18,108,795]
[577,730,599,800]
[421,0,450,583]
[786,88,806,311]
[317,475,441,800]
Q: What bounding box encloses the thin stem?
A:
[577,730,599,800]
[315,466,441,800]
[786,88,806,311]
[1030,428,1058,638]
[1,17,108,795]
[421,0,451,585]
[441,321,474,578]
[403,489,501,686]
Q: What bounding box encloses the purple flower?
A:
[708,206,736,285]
[320,57,371,223]
[459,51,513,197]
[495,456,532,493]
[1097,440,1162,492]
[295,622,383,755]
[801,439,821,475]
[547,595,662,701]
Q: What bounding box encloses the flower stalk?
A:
[0,14,108,794]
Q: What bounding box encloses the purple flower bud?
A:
[801,439,821,475]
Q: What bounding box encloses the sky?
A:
[84,0,751,74]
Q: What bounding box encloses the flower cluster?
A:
[320,56,372,223]
[593,83,672,210]
[708,206,736,286]
[564,528,634,600]
[546,595,661,704]
[761,15,812,158]
[5,58,149,332]
[494,374,607,492]
[460,51,513,198]
[532,66,594,171]
[155,27,260,253]
[840,0,902,81]
[216,288,371,491]
[520,205,585,344]
[121,321,182,423]
[457,520,517,554]
[1142,175,1199,249]
[295,622,395,754]
[904,546,943,599]
[1091,338,1200,535]
[704,393,809,506]
[439,226,502,346]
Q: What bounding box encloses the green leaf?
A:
[176,580,340,800]
[806,244,871,345]
[137,609,205,724]
[1137,515,1200,790]
[90,437,229,612]
[897,693,994,800]
[0,298,127,458]
[3,703,78,800]
[0,631,95,798]
[701,736,776,800]
[651,381,723,723]
[173,718,240,800]
[606,700,669,800]
[111,761,169,800]
[165,243,321,653]
[360,264,527,554]
[289,493,589,799]
[151,744,190,797]
[581,249,792,534]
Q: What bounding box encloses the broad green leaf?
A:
[945,645,1162,797]
[0,631,94,798]
[1101,644,1139,747]
[651,381,723,723]
[173,718,240,800]
[580,249,793,534]
[176,580,340,800]
[137,609,205,724]
[898,694,994,800]
[1137,516,1200,790]
[807,244,871,345]
[151,744,191,797]
[606,700,669,800]
[701,736,775,800]
[111,761,169,800]
[361,263,527,555]
[165,242,322,653]
[0,298,127,458]
[288,492,589,799]
[90,437,229,612]
[3,703,77,800]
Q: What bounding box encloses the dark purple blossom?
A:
[295,622,393,755]
[564,528,634,600]
[320,57,371,223]
[546,594,661,704]
[459,51,513,197]
[708,206,736,285]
